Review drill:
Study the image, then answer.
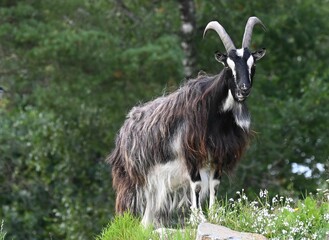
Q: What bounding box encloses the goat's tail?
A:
[107,148,143,216]
[114,176,140,215]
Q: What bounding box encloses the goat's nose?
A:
[240,83,249,91]
[239,84,251,96]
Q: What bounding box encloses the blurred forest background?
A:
[0,0,328,239]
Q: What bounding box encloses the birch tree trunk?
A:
[178,0,196,78]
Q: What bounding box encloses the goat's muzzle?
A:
[236,88,251,102]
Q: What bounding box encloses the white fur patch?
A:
[190,181,201,209]
[147,160,189,201]
[226,58,236,78]
[222,90,235,112]
[235,117,250,131]
[234,103,251,131]
[247,55,254,82]
[171,128,184,160]
[199,168,210,200]
[142,159,190,226]
[247,55,254,69]
[222,93,251,131]
[236,48,244,57]
[209,178,220,208]
[222,91,251,131]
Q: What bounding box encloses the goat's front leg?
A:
[190,180,202,210]
[209,169,221,209]
[207,168,222,223]
[189,172,206,225]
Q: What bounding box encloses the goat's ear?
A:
[215,51,227,65]
[252,48,266,61]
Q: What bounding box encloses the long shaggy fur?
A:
[108,69,251,224]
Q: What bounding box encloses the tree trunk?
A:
[178,0,197,78]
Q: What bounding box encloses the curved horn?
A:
[203,21,236,53]
[242,16,266,48]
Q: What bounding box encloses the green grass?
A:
[207,189,329,240]
[95,212,196,240]
[97,188,329,240]
[95,212,156,240]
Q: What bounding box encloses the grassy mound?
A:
[96,189,329,240]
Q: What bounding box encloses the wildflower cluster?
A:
[317,179,329,202]
[208,189,329,239]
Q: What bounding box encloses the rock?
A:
[196,222,267,240]
[154,227,194,240]
[154,222,267,240]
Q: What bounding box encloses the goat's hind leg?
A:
[141,190,155,227]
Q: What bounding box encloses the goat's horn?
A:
[242,16,266,49]
[203,21,236,53]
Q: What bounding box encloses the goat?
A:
[108,16,266,226]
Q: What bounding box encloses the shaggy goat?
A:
[108,16,266,226]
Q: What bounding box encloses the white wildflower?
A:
[250,201,258,210]
[264,189,268,197]
[259,190,264,198]
[242,194,248,201]
[324,213,329,221]
[286,197,293,204]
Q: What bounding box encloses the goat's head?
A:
[204,17,266,102]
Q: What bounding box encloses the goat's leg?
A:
[141,204,152,226]
[141,190,154,227]
[209,169,221,209]
[207,168,222,223]
[190,180,202,210]
[189,172,206,225]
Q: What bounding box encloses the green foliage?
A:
[0,1,182,239]
[96,212,196,240]
[0,105,115,239]
[95,212,156,240]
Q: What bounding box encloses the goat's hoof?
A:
[189,208,207,226]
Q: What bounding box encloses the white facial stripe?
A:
[226,58,236,77]
[247,55,254,70]
[247,55,254,82]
